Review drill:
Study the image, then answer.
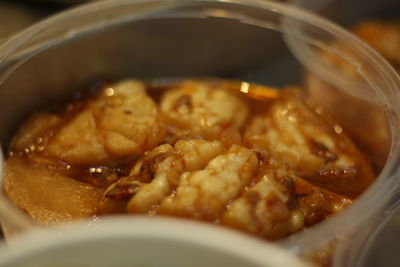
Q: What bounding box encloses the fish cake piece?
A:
[44,79,166,166]
[244,90,374,198]
[100,140,225,214]
[222,160,351,240]
[161,80,249,141]
[158,145,258,221]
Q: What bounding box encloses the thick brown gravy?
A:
[3,78,374,239]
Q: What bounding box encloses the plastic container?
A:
[0,0,399,262]
[289,1,400,265]
[0,216,311,267]
[333,194,400,267]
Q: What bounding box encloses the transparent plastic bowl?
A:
[0,0,399,260]
[333,194,400,267]
[289,1,400,264]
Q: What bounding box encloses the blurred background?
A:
[0,1,90,41]
[0,0,398,44]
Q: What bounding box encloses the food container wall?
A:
[290,0,400,264]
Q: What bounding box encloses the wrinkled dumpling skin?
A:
[158,145,258,221]
[160,80,249,140]
[3,157,103,225]
[221,161,351,239]
[244,90,374,198]
[99,140,225,214]
[45,79,166,165]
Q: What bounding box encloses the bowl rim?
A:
[0,0,399,252]
[0,216,311,267]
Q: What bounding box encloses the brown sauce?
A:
[3,78,375,239]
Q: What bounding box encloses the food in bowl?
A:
[352,20,400,72]
[317,19,400,80]
[305,19,400,173]
[3,78,374,240]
